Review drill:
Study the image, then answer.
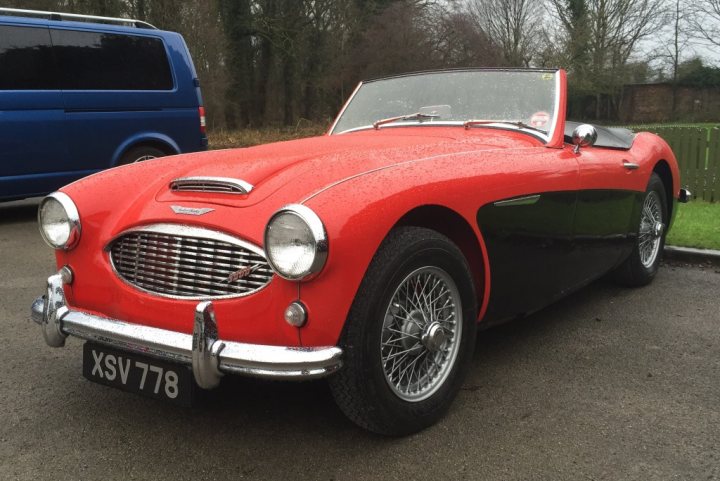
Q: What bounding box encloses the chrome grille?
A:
[169,177,253,195]
[108,224,272,299]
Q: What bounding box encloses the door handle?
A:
[622,161,639,170]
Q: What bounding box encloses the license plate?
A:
[82,342,194,407]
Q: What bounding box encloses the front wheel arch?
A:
[393,205,486,320]
[329,226,478,435]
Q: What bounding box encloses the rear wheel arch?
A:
[113,138,179,167]
[612,172,667,286]
[653,160,674,220]
[393,205,486,319]
[134,139,176,156]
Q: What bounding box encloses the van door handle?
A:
[622,161,639,170]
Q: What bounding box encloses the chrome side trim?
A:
[494,194,541,207]
[31,274,343,384]
[169,177,254,195]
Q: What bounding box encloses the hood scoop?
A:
[169,176,254,195]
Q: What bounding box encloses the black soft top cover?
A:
[565,121,635,150]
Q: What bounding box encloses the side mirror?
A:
[572,124,597,153]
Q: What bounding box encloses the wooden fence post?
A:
[627,126,717,202]
[709,128,720,203]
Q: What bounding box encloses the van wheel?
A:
[119,146,166,165]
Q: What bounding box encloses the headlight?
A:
[264,204,328,280]
[38,192,81,250]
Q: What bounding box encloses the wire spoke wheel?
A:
[329,227,477,435]
[381,266,462,402]
[638,190,664,268]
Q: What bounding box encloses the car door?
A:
[0,23,69,199]
[477,146,580,323]
[571,143,641,284]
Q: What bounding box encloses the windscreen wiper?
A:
[463,119,545,134]
[373,112,440,130]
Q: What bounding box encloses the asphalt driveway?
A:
[1,199,718,481]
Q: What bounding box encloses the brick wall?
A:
[620,83,720,123]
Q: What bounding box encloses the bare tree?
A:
[547,0,668,119]
[434,10,503,67]
[465,0,544,67]
[688,0,720,50]
[0,0,516,127]
[663,0,692,118]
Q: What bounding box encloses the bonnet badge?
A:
[171,205,214,216]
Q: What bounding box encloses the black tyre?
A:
[613,173,668,286]
[329,227,477,436]
[118,145,166,165]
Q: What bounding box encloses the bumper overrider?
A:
[31,271,343,389]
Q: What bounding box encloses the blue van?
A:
[0,8,208,201]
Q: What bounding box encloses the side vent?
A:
[170,177,253,195]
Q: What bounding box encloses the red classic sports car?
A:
[32,69,689,435]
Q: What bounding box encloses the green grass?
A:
[667,201,720,250]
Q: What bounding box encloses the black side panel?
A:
[570,190,643,284]
[477,192,577,322]
[478,189,644,325]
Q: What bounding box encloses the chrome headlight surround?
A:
[264,204,328,281]
[38,192,81,250]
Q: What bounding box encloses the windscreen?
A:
[331,70,560,140]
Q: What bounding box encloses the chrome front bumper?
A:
[31,272,343,389]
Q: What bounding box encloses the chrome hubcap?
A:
[639,191,664,268]
[381,266,462,402]
[652,221,664,238]
[422,322,447,352]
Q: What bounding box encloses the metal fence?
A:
[638,127,720,203]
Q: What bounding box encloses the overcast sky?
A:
[634,1,720,71]
[640,24,720,70]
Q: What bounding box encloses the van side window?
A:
[50,29,173,91]
[0,25,57,90]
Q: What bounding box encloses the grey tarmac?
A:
[1,199,719,481]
